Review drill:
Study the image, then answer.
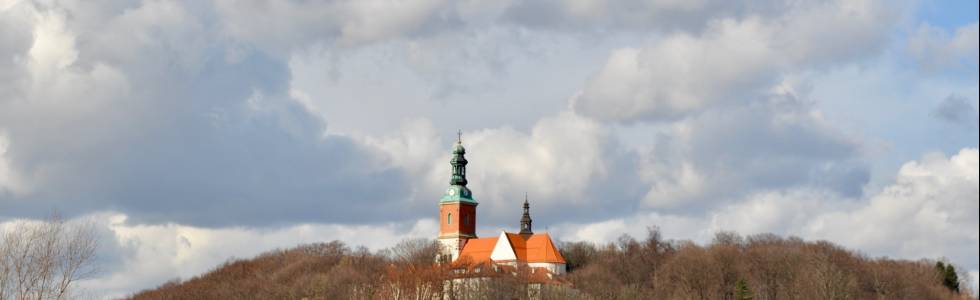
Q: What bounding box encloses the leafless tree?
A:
[0,215,98,300]
[382,238,442,266]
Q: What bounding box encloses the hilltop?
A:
[128,228,973,299]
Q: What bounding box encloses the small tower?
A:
[438,131,478,261]
[519,193,533,235]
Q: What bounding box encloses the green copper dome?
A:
[441,132,477,204]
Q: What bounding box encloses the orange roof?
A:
[457,237,498,264]
[456,232,566,265]
[505,233,566,264]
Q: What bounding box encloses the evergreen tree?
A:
[935,261,960,293]
[734,279,753,300]
[944,264,960,293]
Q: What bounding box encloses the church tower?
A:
[519,194,533,235]
[438,132,477,261]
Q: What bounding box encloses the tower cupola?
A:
[520,194,533,235]
[441,131,476,204]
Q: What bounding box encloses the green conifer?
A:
[935,261,960,293]
[735,279,753,300]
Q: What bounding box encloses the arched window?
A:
[463,214,469,225]
[447,213,452,225]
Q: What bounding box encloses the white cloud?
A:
[0,0,419,226]
[552,212,708,244]
[0,0,975,298]
[26,9,77,81]
[462,112,610,211]
[2,212,440,298]
[353,111,628,224]
[806,148,978,266]
[557,148,979,284]
[971,270,979,295]
[908,22,980,72]
[213,0,455,53]
[706,188,850,236]
[0,133,22,194]
[636,89,867,209]
[573,19,776,120]
[340,0,449,45]
[573,0,899,122]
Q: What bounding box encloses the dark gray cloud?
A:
[0,1,413,227]
[932,94,979,128]
[500,0,796,34]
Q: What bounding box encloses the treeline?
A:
[561,229,972,299]
[129,229,974,300]
[127,239,573,299]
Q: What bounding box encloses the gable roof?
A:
[457,237,497,264]
[504,232,566,264]
[457,232,566,265]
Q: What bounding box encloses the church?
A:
[437,135,567,275]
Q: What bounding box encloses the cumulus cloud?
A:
[558,148,979,281]
[0,1,413,226]
[0,133,24,194]
[806,148,979,267]
[0,212,437,298]
[356,111,644,227]
[572,0,900,122]
[637,88,867,209]
[213,0,460,53]
[572,20,777,121]
[0,0,975,297]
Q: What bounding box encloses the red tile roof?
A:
[457,237,497,264]
[505,233,566,264]
[457,232,566,265]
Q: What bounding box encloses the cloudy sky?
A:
[1,0,977,297]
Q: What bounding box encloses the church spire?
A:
[440,131,476,204]
[520,193,533,235]
[450,130,468,186]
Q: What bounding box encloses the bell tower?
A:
[519,194,533,235]
[438,131,477,262]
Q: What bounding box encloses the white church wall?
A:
[489,232,517,261]
[439,237,464,262]
[527,262,566,275]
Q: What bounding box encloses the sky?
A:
[0,0,977,297]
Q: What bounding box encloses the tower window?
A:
[464,214,470,225]
[447,213,452,225]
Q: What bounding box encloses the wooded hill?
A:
[128,228,974,299]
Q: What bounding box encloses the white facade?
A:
[528,262,566,275]
[439,237,465,262]
[489,232,517,261]
[483,232,566,275]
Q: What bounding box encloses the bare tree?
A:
[383,238,442,266]
[0,215,98,300]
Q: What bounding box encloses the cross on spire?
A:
[457,130,462,144]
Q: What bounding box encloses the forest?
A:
[128,228,974,299]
